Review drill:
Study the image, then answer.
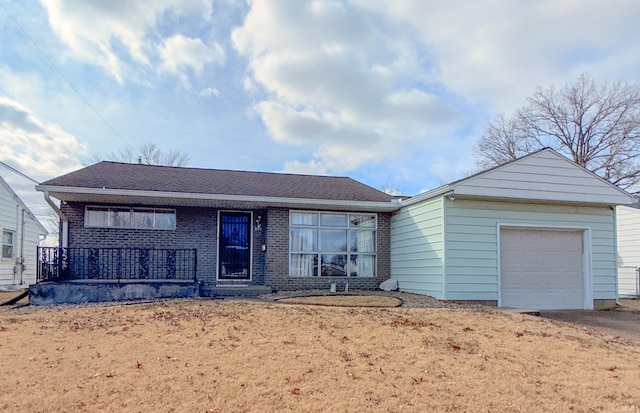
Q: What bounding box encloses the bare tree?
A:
[137,144,190,166]
[474,73,640,190]
[93,143,190,167]
[380,184,405,196]
[39,210,61,247]
[474,114,536,170]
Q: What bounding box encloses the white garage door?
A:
[500,228,585,310]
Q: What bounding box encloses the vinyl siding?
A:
[444,199,617,301]
[0,183,46,286]
[11,217,43,285]
[616,206,640,265]
[390,196,445,298]
[616,206,640,296]
[0,184,19,283]
[618,267,639,296]
[453,149,633,205]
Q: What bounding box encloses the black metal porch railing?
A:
[37,247,197,282]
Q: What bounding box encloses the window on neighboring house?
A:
[2,230,14,259]
[85,207,176,230]
[289,212,376,277]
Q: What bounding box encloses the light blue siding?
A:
[444,199,616,301]
[390,197,445,298]
[454,149,633,205]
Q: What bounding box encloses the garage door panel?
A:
[502,271,583,289]
[500,228,585,310]
[501,251,581,270]
[501,290,584,310]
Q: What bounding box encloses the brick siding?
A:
[62,203,219,281]
[61,203,390,290]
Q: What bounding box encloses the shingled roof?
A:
[38,162,395,210]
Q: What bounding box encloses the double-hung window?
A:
[2,229,14,259]
[289,211,376,277]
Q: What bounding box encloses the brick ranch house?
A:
[31,149,636,309]
[32,162,399,304]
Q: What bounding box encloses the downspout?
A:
[14,205,19,284]
[19,208,25,284]
[43,191,68,248]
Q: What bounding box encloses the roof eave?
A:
[36,185,401,213]
[398,183,636,208]
[400,185,453,207]
[447,192,636,207]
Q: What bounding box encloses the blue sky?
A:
[1,0,640,236]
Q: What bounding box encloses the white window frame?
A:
[2,229,15,260]
[288,211,377,278]
[84,206,176,230]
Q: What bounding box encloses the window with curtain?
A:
[289,211,376,277]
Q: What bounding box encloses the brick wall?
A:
[62,203,218,281]
[63,203,270,283]
[61,203,390,290]
[250,209,267,285]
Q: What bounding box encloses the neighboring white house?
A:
[616,205,640,297]
[0,175,48,288]
[391,148,636,310]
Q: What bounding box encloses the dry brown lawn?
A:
[277,295,403,307]
[1,298,640,412]
[0,290,29,306]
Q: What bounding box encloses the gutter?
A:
[36,185,402,212]
[400,185,453,207]
[43,190,68,248]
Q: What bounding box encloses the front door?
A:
[218,212,251,280]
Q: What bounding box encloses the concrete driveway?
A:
[540,298,640,344]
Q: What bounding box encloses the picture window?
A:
[289,212,376,277]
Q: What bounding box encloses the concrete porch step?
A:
[199,283,272,298]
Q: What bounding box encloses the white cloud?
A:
[352,0,640,112]
[0,96,87,235]
[199,87,222,98]
[233,0,463,174]
[159,35,226,88]
[0,96,87,180]
[40,0,216,83]
[231,0,640,177]
[0,67,45,101]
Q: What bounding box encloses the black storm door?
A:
[218,212,251,280]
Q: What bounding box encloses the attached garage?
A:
[391,148,635,310]
[499,227,586,310]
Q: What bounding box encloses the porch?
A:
[37,247,198,282]
[31,247,271,305]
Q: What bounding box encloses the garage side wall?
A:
[444,199,616,302]
[390,197,445,299]
[616,206,640,296]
